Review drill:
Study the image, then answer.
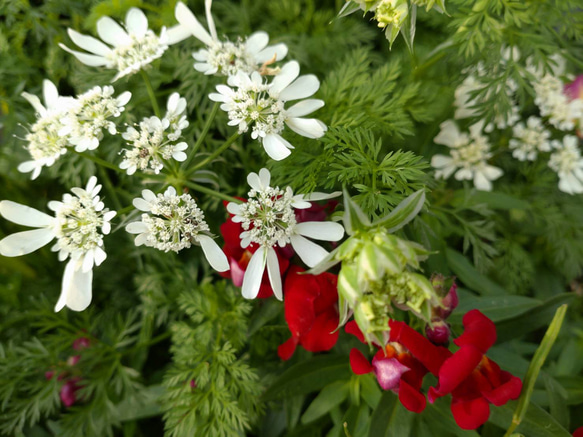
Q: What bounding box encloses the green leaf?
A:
[544,373,569,429]
[422,400,480,437]
[453,190,530,210]
[301,381,350,424]
[373,189,425,232]
[360,374,382,409]
[449,295,541,324]
[116,385,164,422]
[368,391,415,437]
[489,402,571,437]
[263,355,352,401]
[343,188,371,235]
[445,248,506,296]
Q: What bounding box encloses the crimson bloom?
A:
[426,310,523,430]
[278,265,339,360]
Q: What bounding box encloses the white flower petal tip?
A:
[266,247,282,300]
[55,260,93,312]
[0,228,55,257]
[290,234,329,268]
[198,235,230,272]
[241,247,267,299]
[263,134,292,161]
[296,222,344,242]
[0,200,54,227]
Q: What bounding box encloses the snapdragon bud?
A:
[425,319,451,345]
[439,283,459,319]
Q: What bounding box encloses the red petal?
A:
[428,345,483,401]
[284,267,317,335]
[398,379,427,413]
[256,283,274,299]
[450,397,490,430]
[278,337,299,361]
[482,373,522,406]
[300,309,339,352]
[312,272,338,313]
[349,348,373,375]
[220,218,244,253]
[453,310,496,354]
[345,320,366,343]
[573,427,583,437]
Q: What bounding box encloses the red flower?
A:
[60,377,82,408]
[573,427,583,437]
[295,200,338,223]
[278,265,339,360]
[427,310,523,430]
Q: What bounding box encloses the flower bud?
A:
[60,378,81,408]
[438,283,459,319]
[425,319,451,345]
[73,337,90,350]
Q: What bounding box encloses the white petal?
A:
[245,31,269,54]
[135,233,149,246]
[226,202,243,215]
[300,191,341,201]
[96,16,131,46]
[285,117,326,138]
[258,168,271,189]
[126,221,148,234]
[59,44,108,67]
[286,99,325,118]
[21,92,46,117]
[270,61,300,95]
[198,234,229,272]
[434,120,461,147]
[133,198,151,211]
[482,165,503,180]
[279,75,320,101]
[125,8,148,37]
[263,134,292,161]
[255,43,288,63]
[165,24,192,44]
[474,171,493,191]
[295,221,344,241]
[266,247,282,300]
[67,28,111,56]
[173,151,187,162]
[0,200,54,227]
[82,250,94,273]
[142,189,157,203]
[56,259,93,312]
[0,228,55,257]
[431,154,454,169]
[42,80,60,109]
[204,0,217,41]
[241,247,267,299]
[247,171,263,191]
[290,234,329,268]
[175,1,214,46]
[94,246,107,266]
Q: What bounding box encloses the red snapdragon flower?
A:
[426,310,523,430]
[278,265,339,360]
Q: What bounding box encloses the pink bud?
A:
[67,355,81,366]
[60,378,81,408]
[190,380,197,389]
[438,283,458,319]
[73,337,90,350]
[425,320,451,345]
[45,370,55,381]
[564,75,583,101]
[371,356,410,391]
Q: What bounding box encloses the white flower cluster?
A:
[18,80,130,180]
[226,169,344,300]
[0,177,116,312]
[533,74,583,131]
[120,93,189,175]
[548,135,583,194]
[126,187,229,271]
[431,120,503,191]
[509,117,551,161]
[209,61,327,160]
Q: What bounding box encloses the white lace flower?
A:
[174,1,288,77]
[548,135,583,194]
[18,80,77,180]
[120,116,188,175]
[534,74,583,131]
[59,8,185,82]
[226,168,344,300]
[59,86,131,152]
[0,177,116,312]
[164,92,189,140]
[431,120,503,191]
[509,116,551,161]
[126,187,229,271]
[209,61,327,160]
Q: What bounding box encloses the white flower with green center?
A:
[226,168,344,300]
[0,177,116,312]
[209,61,327,160]
[509,116,551,161]
[173,1,288,77]
[126,187,229,272]
[548,135,583,194]
[59,86,131,153]
[18,80,77,180]
[431,120,503,191]
[59,8,185,82]
[534,74,583,131]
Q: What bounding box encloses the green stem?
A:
[117,204,135,216]
[189,132,239,174]
[183,180,243,204]
[76,150,120,172]
[183,102,221,170]
[96,165,122,211]
[140,70,161,118]
[124,331,171,355]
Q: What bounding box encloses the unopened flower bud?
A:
[426,319,451,345]
[73,337,90,350]
[438,283,459,319]
[60,378,81,408]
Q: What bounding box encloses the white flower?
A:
[209,61,327,160]
[174,1,288,77]
[534,74,583,131]
[509,116,551,161]
[165,92,189,139]
[59,86,132,152]
[18,80,77,180]
[126,187,229,271]
[548,135,583,194]
[59,8,184,82]
[226,168,344,300]
[431,120,503,191]
[0,177,116,312]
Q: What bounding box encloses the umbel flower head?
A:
[226,168,344,300]
[548,135,583,194]
[120,93,189,175]
[125,187,229,272]
[209,61,327,161]
[59,8,185,82]
[173,1,288,76]
[509,116,551,162]
[0,177,116,312]
[18,80,77,180]
[431,120,503,191]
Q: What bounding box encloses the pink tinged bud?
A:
[67,355,81,366]
[438,283,459,319]
[45,370,55,381]
[60,379,81,408]
[426,320,451,345]
[190,380,197,389]
[564,75,583,101]
[73,337,90,350]
[371,356,410,391]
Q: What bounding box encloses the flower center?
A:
[206,39,256,76]
[107,31,167,75]
[450,135,491,168]
[25,114,68,164]
[549,145,580,174]
[239,186,296,247]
